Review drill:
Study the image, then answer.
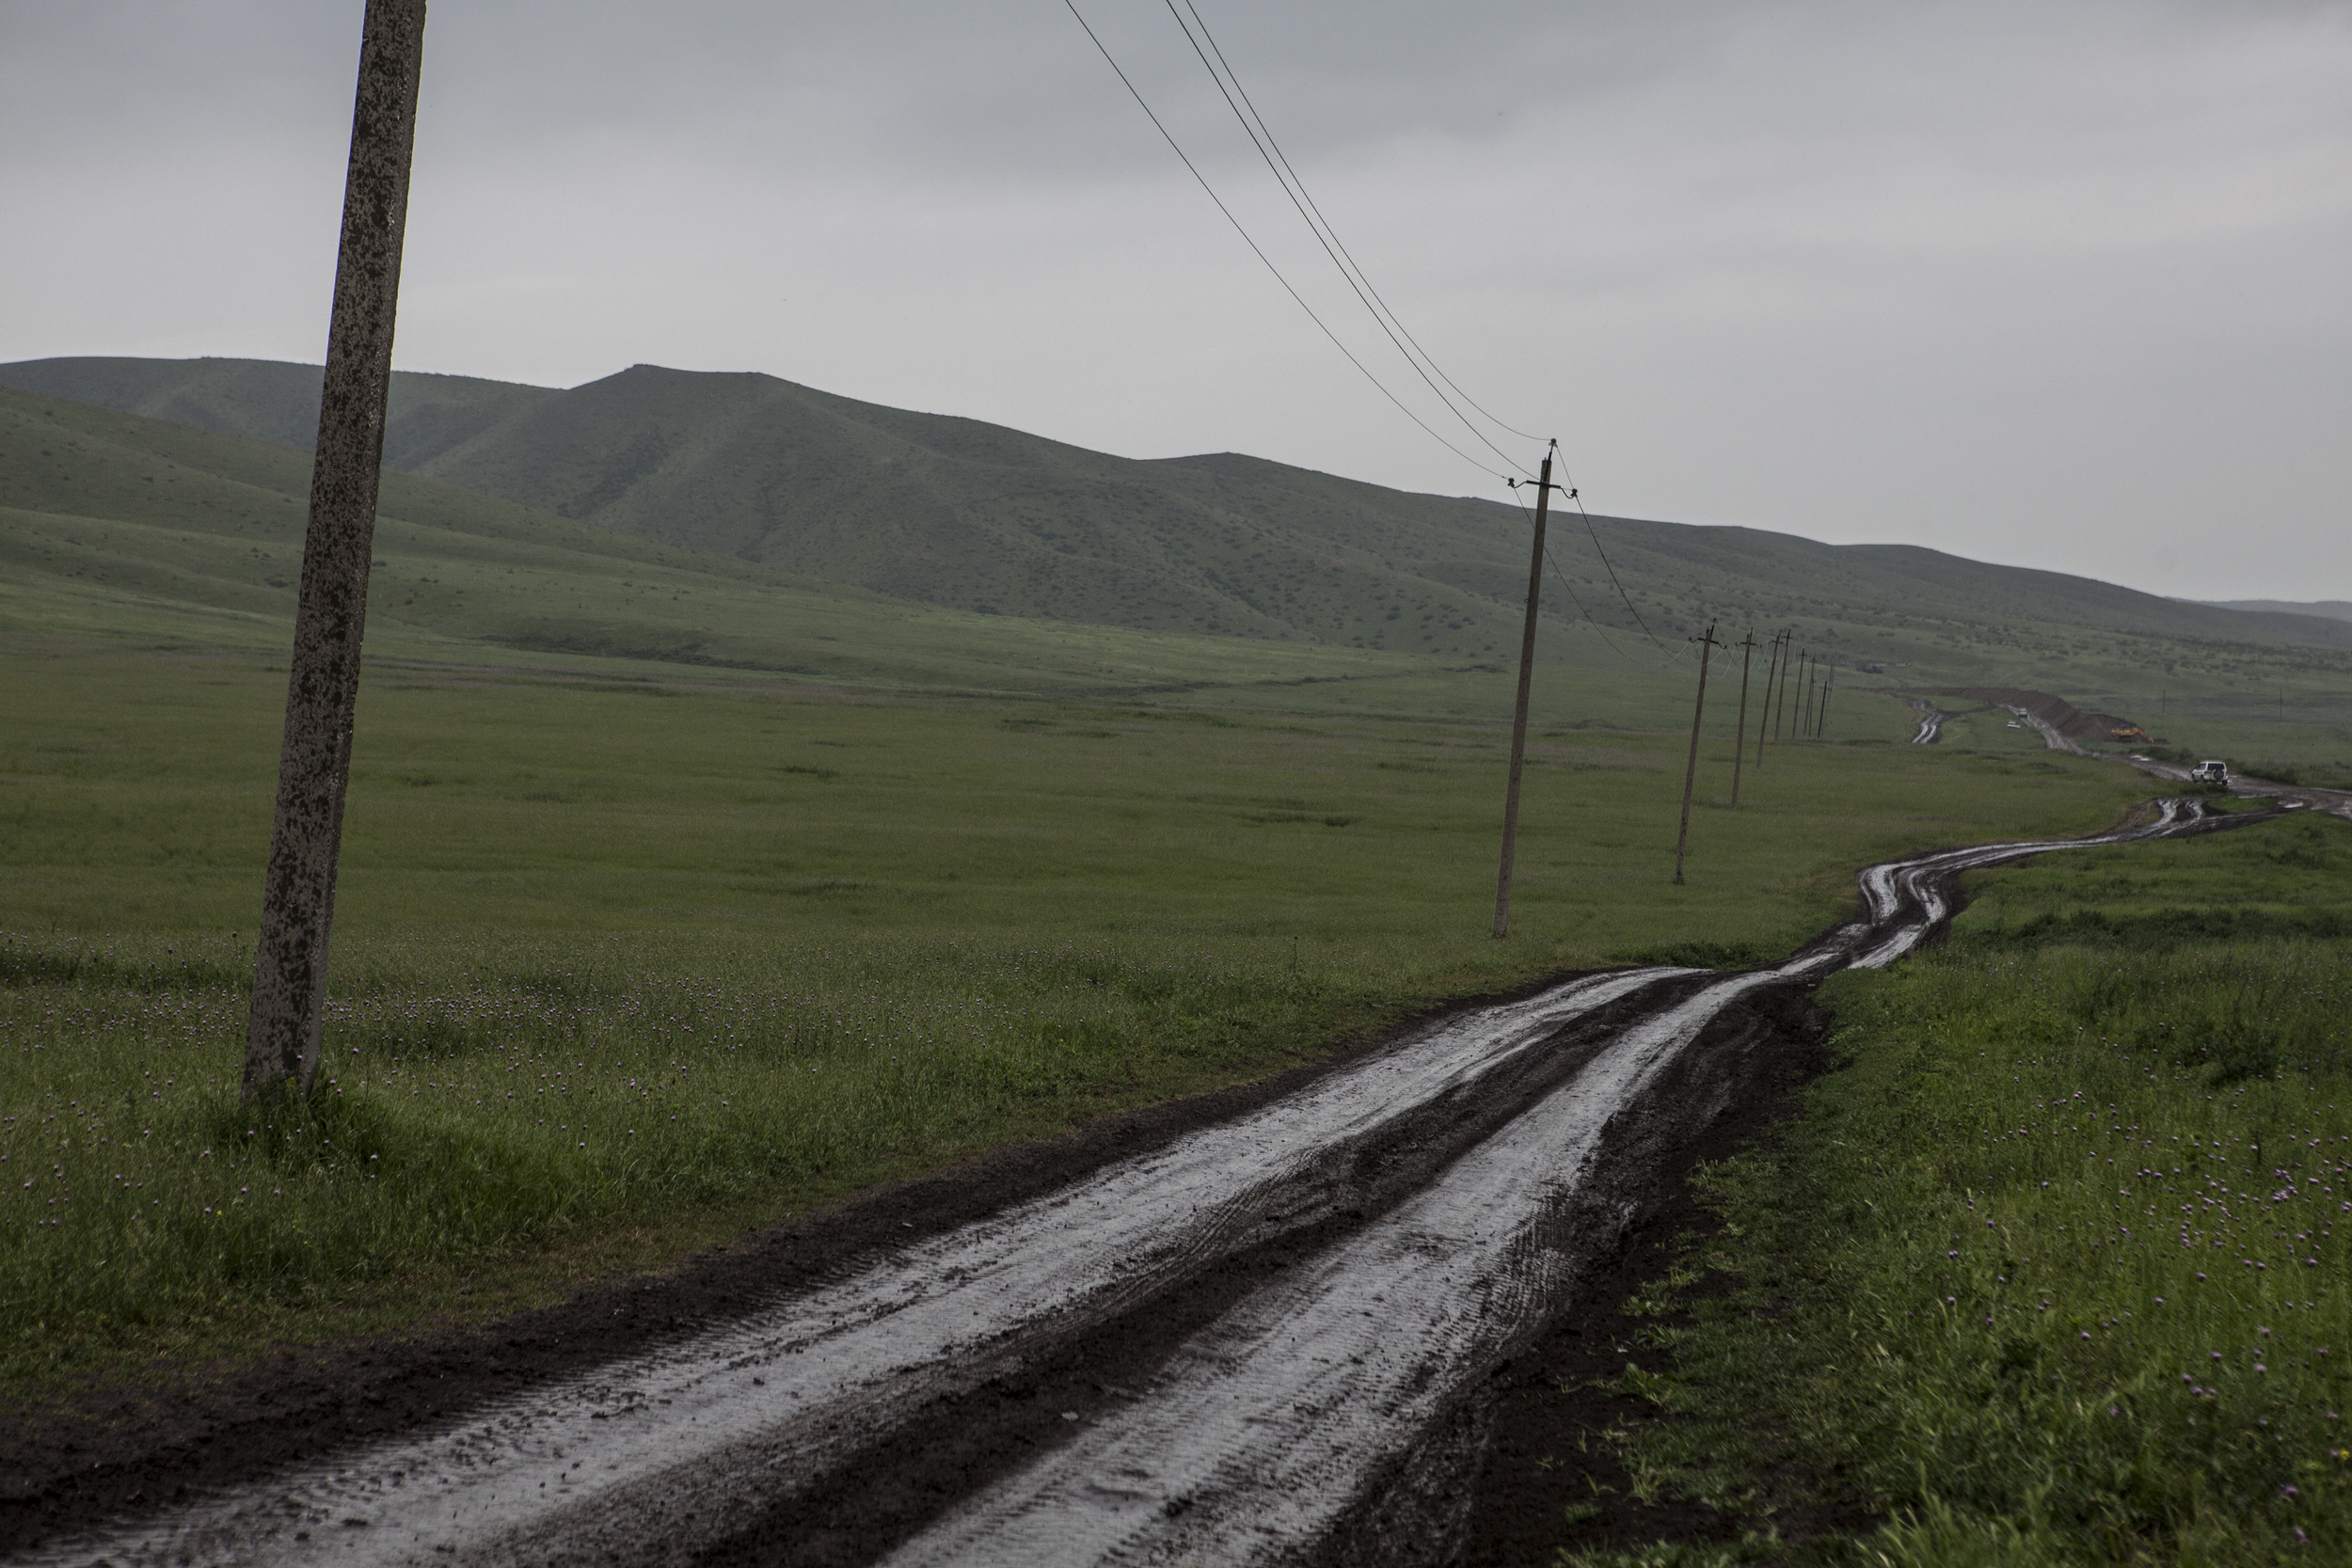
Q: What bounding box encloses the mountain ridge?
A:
[6,355,2351,682]
[2197,598,2352,625]
[0,381,1440,701]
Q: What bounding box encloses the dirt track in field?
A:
[0,799,2277,1568]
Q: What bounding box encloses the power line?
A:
[1509,483,1637,665]
[1163,0,1540,460]
[1059,0,1516,483]
[1070,0,1660,654]
[1549,465,1670,657]
[1178,0,1541,447]
[1515,475,1677,666]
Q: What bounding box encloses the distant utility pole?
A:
[1775,642,1799,746]
[1754,630,1783,769]
[1799,654,1817,739]
[1729,629,1757,806]
[1817,659,1836,737]
[1673,622,1722,886]
[1491,441,1562,939]
[243,0,428,1105]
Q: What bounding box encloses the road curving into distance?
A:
[9,798,2274,1568]
[2121,755,2352,824]
[1968,696,2352,823]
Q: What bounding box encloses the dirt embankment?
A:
[1925,686,2147,741]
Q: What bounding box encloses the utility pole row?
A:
[1487,588,1820,908]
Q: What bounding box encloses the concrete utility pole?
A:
[1672,622,1721,886]
[1773,639,1797,746]
[1754,630,1782,769]
[1798,654,1816,739]
[1817,660,1836,737]
[243,0,428,1105]
[1491,441,1562,939]
[1729,629,1757,806]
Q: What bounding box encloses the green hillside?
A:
[5,356,2350,764]
[0,387,1449,702]
[2200,598,2352,624]
[0,356,554,470]
[5,356,2346,668]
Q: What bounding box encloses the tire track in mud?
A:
[879,973,1803,1568]
[873,799,2252,1567]
[11,974,1691,1567]
[1903,697,1950,744]
[8,799,2271,1568]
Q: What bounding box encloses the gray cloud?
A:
[3,0,2346,600]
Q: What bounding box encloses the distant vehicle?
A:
[2006,721,2022,729]
[2189,760,2230,784]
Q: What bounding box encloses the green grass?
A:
[1,932,1396,1370]
[8,362,2344,1416]
[1957,809,2352,951]
[1571,810,2352,1567]
[0,637,2157,1385]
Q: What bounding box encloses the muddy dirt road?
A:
[1901,697,1949,744]
[1981,706,2352,822]
[2120,756,2352,823]
[5,799,2270,1568]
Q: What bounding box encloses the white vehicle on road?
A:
[2190,760,2230,784]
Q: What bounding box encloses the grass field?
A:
[0,632,2160,1385]
[1574,805,2352,1565]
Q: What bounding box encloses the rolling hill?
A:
[2199,599,2352,625]
[0,355,556,471]
[7,356,2350,666]
[4,355,2349,757]
[0,385,1443,702]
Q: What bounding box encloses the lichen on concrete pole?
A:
[243,0,427,1103]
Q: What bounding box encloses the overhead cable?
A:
[1507,484,1636,665]
[1174,0,1543,446]
[1557,469,1674,659]
[1058,0,1515,483]
[1162,0,1537,467]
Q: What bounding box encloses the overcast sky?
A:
[4,1,2347,601]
